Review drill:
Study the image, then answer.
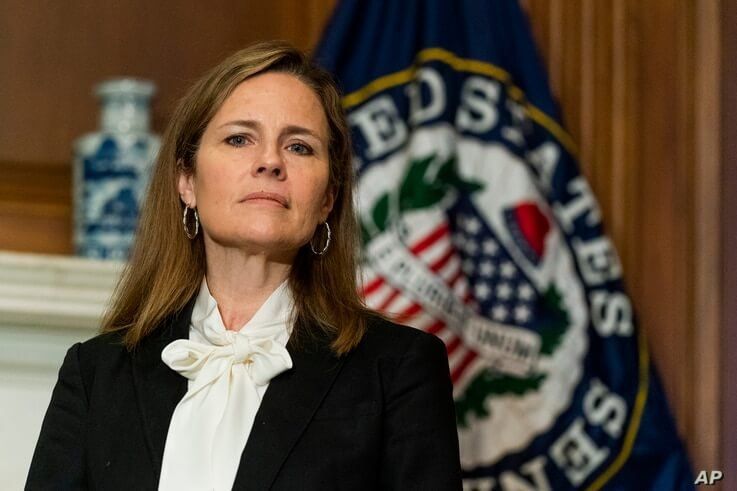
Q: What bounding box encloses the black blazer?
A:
[26,298,462,490]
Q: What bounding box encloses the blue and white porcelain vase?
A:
[73,78,160,260]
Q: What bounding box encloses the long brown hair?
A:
[101,41,378,355]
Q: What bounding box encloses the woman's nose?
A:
[252,144,286,179]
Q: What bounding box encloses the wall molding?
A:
[0,251,122,372]
[0,251,122,329]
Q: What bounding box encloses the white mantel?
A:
[0,251,123,490]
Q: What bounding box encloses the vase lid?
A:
[95,78,156,99]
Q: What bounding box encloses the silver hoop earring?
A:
[183,205,199,239]
[310,222,331,255]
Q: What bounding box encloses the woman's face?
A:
[178,72,334,259]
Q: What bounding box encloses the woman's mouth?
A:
[241,191,288,207]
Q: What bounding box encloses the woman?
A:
[26,41,461,490]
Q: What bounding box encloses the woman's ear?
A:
[177,164,196,207]
[320,185,336,222]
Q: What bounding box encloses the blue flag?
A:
[315,1,694,489]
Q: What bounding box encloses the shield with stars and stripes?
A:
[357,125,588,469]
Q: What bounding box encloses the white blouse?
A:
[158,277,294,491]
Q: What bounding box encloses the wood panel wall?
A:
[0,0,335,253]
[525,0,728,479]
[1,0,732,483]
[720,0,737,484]
[0,0,332,164]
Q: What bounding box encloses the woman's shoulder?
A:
[48,330,131,396]
[78,329,127,353]
[67,329,129,372]
[349,314,452,398]
[356,313,448,360]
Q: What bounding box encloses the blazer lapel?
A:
[130,299,194,482]
[232,332,346,489]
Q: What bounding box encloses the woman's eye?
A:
[288,142,313,155]
[226,135,248,147]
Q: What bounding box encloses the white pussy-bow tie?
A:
[158,280,293,491]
